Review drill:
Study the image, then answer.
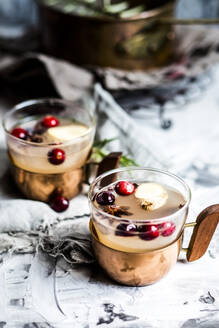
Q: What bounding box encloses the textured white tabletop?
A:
[0,65,219,327]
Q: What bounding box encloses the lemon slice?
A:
[46,123,89,142]
[135,182,168,210]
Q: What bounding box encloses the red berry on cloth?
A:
[50,195,69,212]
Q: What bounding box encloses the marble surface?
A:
[1,64,219,327]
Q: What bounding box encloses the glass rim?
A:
[2,98,96,147]
[89,166,191,224]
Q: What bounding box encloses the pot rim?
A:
[37,0,174,24]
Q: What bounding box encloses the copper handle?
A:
[186,204,219,262]
[96,152,122,178]
[160,18,219,25]
[96,152,122,186]
[85,152,122,185]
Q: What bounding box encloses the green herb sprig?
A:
[90,138,138,167]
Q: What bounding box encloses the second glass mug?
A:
[89,167,219,286]
[2,98,96,203]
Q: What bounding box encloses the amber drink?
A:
[3,99,96,205]
[89,167,191,286]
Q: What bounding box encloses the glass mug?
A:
[89,167,219,286]
[3,98,96,202]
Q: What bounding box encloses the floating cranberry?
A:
[116,223,137,237]
[11,127,28,140]
[42,116,59,128]
[48,148,65,165]
[96,191,115,206]
[115,181,135,196]
[138,224,159,240]
[159,221,176,237]
[50,195,69,212]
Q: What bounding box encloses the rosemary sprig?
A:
[93,138,117,148]
[91,138,139,167]
[119,155,138,167]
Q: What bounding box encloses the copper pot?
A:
[37,0,176,70]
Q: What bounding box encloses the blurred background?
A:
[0,0,219,53]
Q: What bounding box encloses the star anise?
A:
[141,201,153,211]
[103,205,133,217]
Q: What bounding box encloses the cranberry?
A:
[115,181,135,196]
[42,116,59,128]
[159,221,176,237]
[138,224,159,240]
[116,223,137,237]
[11,127,28,140]
[50,195,69,212]
[96,191,115,206]
[48,148,65,165]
